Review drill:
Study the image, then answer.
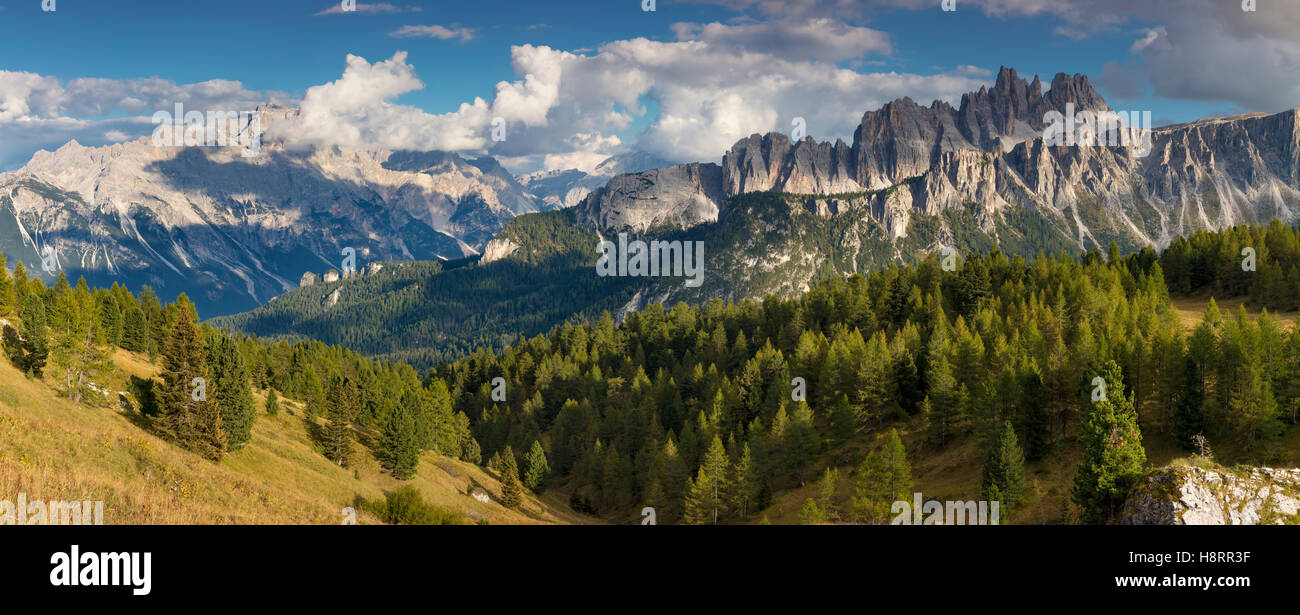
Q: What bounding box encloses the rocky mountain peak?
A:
[576,66,1133,235]
[1043,71,1109,114]
[0,103,555,316]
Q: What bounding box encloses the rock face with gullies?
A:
[573,67,1115,234]
[722,133,860,196]
[574,162,724,233]
[574,65,1300,262]
[1121,465,1300,525]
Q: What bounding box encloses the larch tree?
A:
[499,445,524,508]
[853,429,911,523]
[981,421,1027,512]
[522,440,550,492]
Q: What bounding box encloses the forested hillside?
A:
[211,209,645,367]
[0,257,579,523]
[435,222,1300,523]
[212,191,1080,368]
[4,221,1300,524]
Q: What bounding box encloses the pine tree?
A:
[49,285,110,403]
[120,305,148,352]
[981,421,1026,512]
[683,435,731,524]
[784,401,818,483]
[208,334,256,450]
[11,262,28,308]
[522,440,550,492]
[730,443,759,520]
[1072,360,1146,524]
[157,297,225,461]
[1233,362,1283,449]
[797,498,825,525]
[853,429,911,523]
[97,293,123,348]
[681,476,707,524]
[0,252,13,316]
[499,445,524,508]
[323,377,356,466]
[856,332,897,429]
[1015,361,1049,461]
[380,395,420,479]
[818,467,840,521]
[14,292,49,377]
[925,353,958,447]
[600,445,629,512]
[265,388,280,415]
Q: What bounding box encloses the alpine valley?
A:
[201,67,1300,366]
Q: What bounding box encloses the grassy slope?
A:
[758,296,1300,524]
[5,296,1294,525]
[0,349,590,525]
[1170,293,1298,329]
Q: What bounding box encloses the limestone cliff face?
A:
[722,133,860,195]
[574,163,723,233]
[557,67,1300,313]
[1121,465,1300,525]
[572,66,1115,236]
[479,237,520,264]
[573,66,1300,257]
[0,103,548,316]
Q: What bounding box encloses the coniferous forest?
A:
[3,222,1300,524]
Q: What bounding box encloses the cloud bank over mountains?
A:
[2,0,1297,174]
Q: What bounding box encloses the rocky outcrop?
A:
[299,272,317,288]
[575,163,724,232]
[521,151,672,209]
[479,237,520,264]
[1121,465,1300,525]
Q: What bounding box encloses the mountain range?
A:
[0,104,604,316]
[6,67,1300,358]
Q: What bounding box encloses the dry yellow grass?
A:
[1170,295,1298,330]
[0,349,590,525]
[758,408,1207,525]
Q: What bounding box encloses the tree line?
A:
[3,221,1297,523]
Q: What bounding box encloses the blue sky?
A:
[0,0,1296,172]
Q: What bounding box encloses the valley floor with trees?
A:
[3,221,1300,524]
